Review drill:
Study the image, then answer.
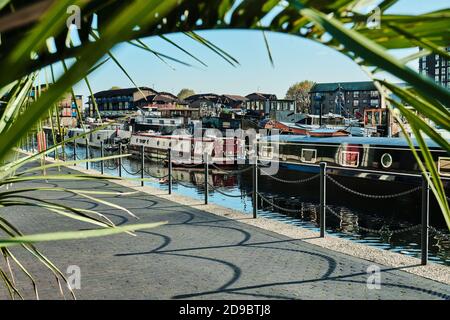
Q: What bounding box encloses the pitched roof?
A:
[94,87,158,98]
[222,94,248,102]
[246,92,277,100]
[184,93,221,102]
[310,81,376,93]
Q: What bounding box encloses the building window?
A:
[353,91,359,98]
[353,100,359,107]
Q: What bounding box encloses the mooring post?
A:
[252,154,258,219]
[204,152,209,205]
[168,148,172,195]
[85,139,89,170]
[141,145,145,187]
[100,141,104,175]
[421,173,430,265]
[73,140,77,166]
[118,143,122,177]
[320,162,327,238]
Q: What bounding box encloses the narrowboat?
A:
[259,135,450,187]
[128,132,244,166]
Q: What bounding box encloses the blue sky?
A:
[70,0,449,100]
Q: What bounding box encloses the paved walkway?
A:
[0,164,449,300]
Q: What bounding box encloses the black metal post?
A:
[141,145,145,187]
[252,155,258,219]
[421,173,429,265]
[118,143,122,177]
[85,139,89,170]
[320,162,327,237]
[168,148,172,195]
[100,141,105,175]
[204,152,209,205]
[73,141,77,166]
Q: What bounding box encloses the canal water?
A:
[67,145,450,266]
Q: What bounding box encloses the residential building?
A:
[220,94,248,109]
[87,87,157,118]
[135,92,181,110]
[419,47,450,88]
[244,93,296,116]
[309,81,383,118]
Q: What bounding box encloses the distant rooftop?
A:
[310,81,376,92]
[246,92,278,100]
[94,87,157,98]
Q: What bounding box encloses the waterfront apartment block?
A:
[309,81,383,118]
[419,47,450,88]
[87,87,158,118]
[244,93,296,116]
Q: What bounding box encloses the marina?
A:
[1,0,450,304]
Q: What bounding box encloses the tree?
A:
[285,81,315,113]
[177,88,196,101]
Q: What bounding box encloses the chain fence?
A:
[258,193,303,214]
[143,168,169,179]
[209,163,253,175]
[207,182,253,198]
[120,163,142,176]
[259,169,320,184]
[172,178,196,188]
[327,174,421,199]
[429,226,450,241]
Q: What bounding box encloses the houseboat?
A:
[259,135,450,187]
[128,132,244,166]
[66,124,132,148]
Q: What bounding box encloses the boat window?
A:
[381,153,393,168]
[438,157,450,176]
[301,149,317,163]
[261,145,273,159]
[339,151,359,167]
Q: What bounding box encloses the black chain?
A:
[207,182,253,198]
[173,178,196,188]
[429,226,450,241]
[327,174,421,199]
[121,164,142,175]
[259,169,320,184]
[143,169,169,179]
[258,193,303,213]
[209,163,253,174]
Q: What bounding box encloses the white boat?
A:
[128,132,244,166]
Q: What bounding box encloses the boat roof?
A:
[263,134,442,149]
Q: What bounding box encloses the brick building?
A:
[309,81,383,118]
